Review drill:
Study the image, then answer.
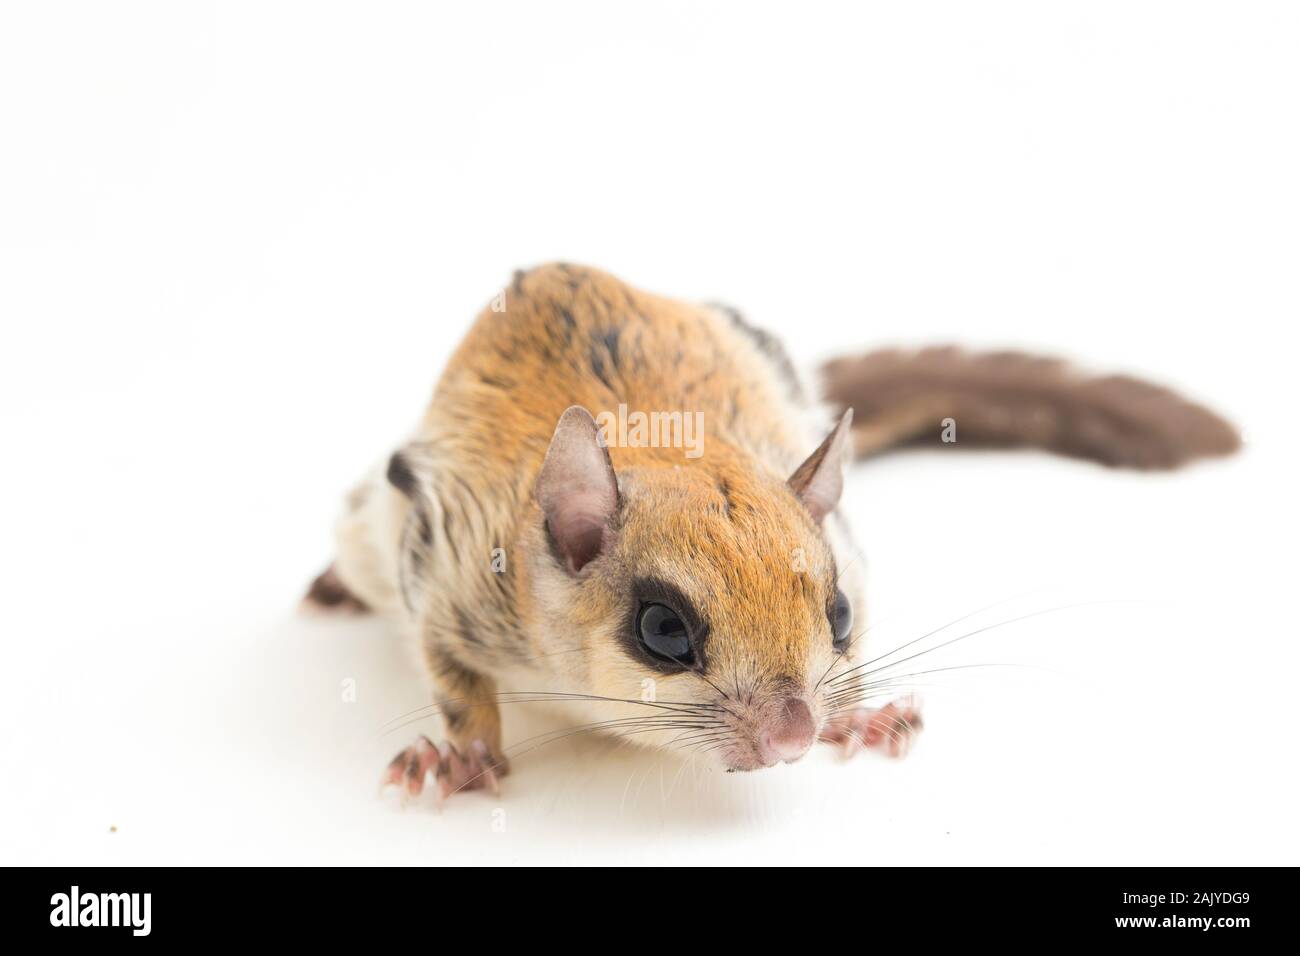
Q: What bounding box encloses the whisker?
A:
[834,544,869,587]
[824,661,1058,709]
[812,619,886,692]
[828,599,1140,686]
[826,592,1039,686]
[379,688,729,735]
[815,586,1052,692]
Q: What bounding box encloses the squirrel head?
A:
[526,405,861,771]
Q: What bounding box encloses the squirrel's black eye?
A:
[830,588,854,650]
[636,603,694,665]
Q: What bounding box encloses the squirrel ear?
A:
[788,409,854,523]
[536,406,620,574]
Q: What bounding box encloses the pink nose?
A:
[761,697,816,764]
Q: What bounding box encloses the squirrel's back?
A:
[321,263,829,633]
[426,262,820,486]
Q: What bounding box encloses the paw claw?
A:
[820,697,924,760]
[383,735,505,805]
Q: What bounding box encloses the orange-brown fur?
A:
[331,263,857,773]
[318,262,1239,781]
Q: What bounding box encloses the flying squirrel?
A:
[303,263,1239,800]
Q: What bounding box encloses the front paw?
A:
[382,736,508,804]
[819,697,924,758]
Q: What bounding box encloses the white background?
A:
[1,1,1297,865]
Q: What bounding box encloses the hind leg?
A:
[301,563,369,614]
[301,465,407,615]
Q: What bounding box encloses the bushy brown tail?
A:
[820,347,1240,469]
